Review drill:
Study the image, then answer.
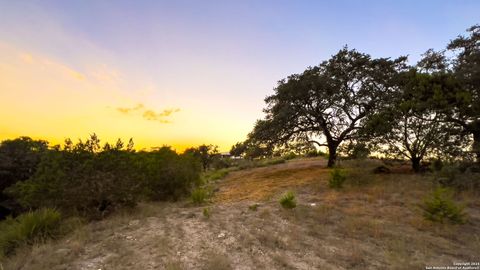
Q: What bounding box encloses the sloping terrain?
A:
[3,158,480,270]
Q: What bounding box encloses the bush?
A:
[210,158,232,170]
[7,137,202,219]
[421,187,466,224]
[436,164,480,191]
[0,208,61,258]
[191,188,209,205]
[431,159,444,172]
[329,168,347,189]
[279,191,296,209]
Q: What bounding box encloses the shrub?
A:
[329,168,347,189]
[421,187,466,224]
[431,159,444,172]
[0,208,61,258]
[436,164,480,191]
[210,158,232,170]
[191,188,209,205]
[279,191,296,209]
[7,138,202,219]
[202,207,211,218]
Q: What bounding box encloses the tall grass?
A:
[0,208,61,258]
[279,191,297,209]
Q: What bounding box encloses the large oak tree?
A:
[249,47,406,167]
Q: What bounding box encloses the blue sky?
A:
[0,1,479,150]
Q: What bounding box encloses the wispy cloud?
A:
[116,104,180,123]
[116,103,145,114]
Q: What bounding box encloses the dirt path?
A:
[5,158,480,270]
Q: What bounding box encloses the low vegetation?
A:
[422,187,466,224]
[191,188,209,205]
[0,208,61,258]
[328,168,347,189]
[279,191,296,209]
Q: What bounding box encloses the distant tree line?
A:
[232,25,480,172]
[0,134,202,220]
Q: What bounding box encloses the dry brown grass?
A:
[213,158,328,203]
[3,158,479,270]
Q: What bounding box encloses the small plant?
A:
[329,168,347,189]
[0,208,61,258]
[248,203,259,211]
[202,207,211,218]
[421,187,466,224]
[191,188,209,205]
[279,191,296,209]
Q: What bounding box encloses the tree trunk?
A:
[327,143,338,168]
[411,156,421,173]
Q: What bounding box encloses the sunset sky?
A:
[1,1,479,151]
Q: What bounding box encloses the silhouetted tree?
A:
[365,69,460,172]
[0,137,48,217]
[184,144,218,170]
[249,47,406,167]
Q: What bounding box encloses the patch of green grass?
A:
[202,207,211,218]
[421,187,466,224]
[203,168,229,182]
[329,168,347,189]
[0,208,62,258]
[191,188,210,205]
[279,191,297,209]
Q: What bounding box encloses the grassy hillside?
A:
[2,158,479,269]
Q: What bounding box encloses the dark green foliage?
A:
[436,164,480,191]
[329,168,347,189]
[210,158,232,170]
[343,142,370,159]
[184,144,218,171]
[431,159,444,171]
[364,69,460,172]
[0,208,61,258]
[0,137,48,216]
[422,187,466,224]
[7,135,201,219]
[248,47,406,167]
[279,191,296,209]
[137,147,201,201]
[230,142,247,157]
